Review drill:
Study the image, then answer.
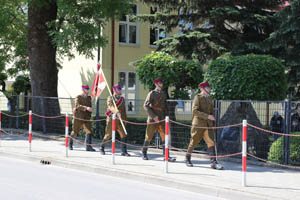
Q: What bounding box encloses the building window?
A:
[119,5,138,45]
[149,6,166,46]
[150,27,165,46]
[118,71,138,113]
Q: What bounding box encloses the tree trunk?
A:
[27,1,61,133]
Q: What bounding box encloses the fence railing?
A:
[1,94,300,166]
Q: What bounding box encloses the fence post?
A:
[0,110,1,147]
[242,119,247,187]
[40,97,47,134]
[284,99,291,165]
[112,114,116,165]
[214,100,220,146]
[165,116,169,173]
[29,110,32,152]
[65,112,69,157]
[16,96,19,129]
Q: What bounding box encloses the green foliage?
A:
[0,0,135,98]
[49,0,135,59]
[205,54,288,100]
[138,0,284,61]
[12,75,31,95]
[260,0,300,98]
[131,52,203,99]
[268,132,300,165]
[156,32,226,62]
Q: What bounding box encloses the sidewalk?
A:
[0,132,300,200]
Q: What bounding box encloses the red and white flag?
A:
[91,63,106,100]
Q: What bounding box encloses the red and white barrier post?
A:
[165,116,169,173]
[29,110,32,152]
[242,119,247,187]
[65,112,69,157]
[112,114,116,165]
[0,110,2,147]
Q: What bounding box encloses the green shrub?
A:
[268,132,300,165]
[205,54,288,100]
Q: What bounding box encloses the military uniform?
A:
[144,89,168,142]
[69,94,95,151]
[100,94,130,156]
[185,92,223,169]
[188,94,215,149]
[142,89,175,161]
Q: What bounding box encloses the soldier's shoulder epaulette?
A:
[75,94,82,99]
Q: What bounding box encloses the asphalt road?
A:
[0,156,224,200]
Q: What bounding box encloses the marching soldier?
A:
[100,85,130,156]
[69,85,95,152]
[185,81,223,170]
[141,77,176,162]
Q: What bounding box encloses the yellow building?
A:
[58,2,167,113]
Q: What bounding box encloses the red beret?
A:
[82,85,89,90]
[113,85,121,90]
[199,81,210,89]
[154,77,163,84]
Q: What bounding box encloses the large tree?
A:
[260,0,300,98]
[1,0,134,131]
[138,0,285,62]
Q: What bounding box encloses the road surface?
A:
[0,156,224,200]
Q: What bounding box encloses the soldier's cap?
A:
[82,85,89,90]
[113,85,121,91]
[199,81,210,89]
[154,77,163,84]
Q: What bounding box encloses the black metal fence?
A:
[1,95,300,165]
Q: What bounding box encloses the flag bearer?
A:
[100,85,130,156]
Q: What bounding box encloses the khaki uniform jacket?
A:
[107,95,127,120]
[192,94,214,127]
[144,89,168,123]
[74,94,92,120]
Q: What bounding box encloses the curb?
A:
[0,150,280,200]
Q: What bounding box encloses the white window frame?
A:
[118,71,139,114]
[150,25,166,48]
[119,4,139,46]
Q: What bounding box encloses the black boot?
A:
[141,141,149,160]
[100,145,105,155]
[69,137,73,150]
[185,147,193,167]
[85,134,96,152]
[121,137,131,156]
[162,144,176,162]
[208,146,224,170]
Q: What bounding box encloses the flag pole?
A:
[99,67,128,135]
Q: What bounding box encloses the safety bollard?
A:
[165,116,169,173]
[0,110,1,147]
[112,114,116,165]
[29,110,32,152]
[242,119,247,187]
[65,112,69,157]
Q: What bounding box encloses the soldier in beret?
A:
[69,85,95,152]
[185,81,224,170]
[141,78,176,162]
[100,85,130,156]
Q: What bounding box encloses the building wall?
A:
[58,52,98,98]
[58,1,172,100]
[101,2,157,100]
